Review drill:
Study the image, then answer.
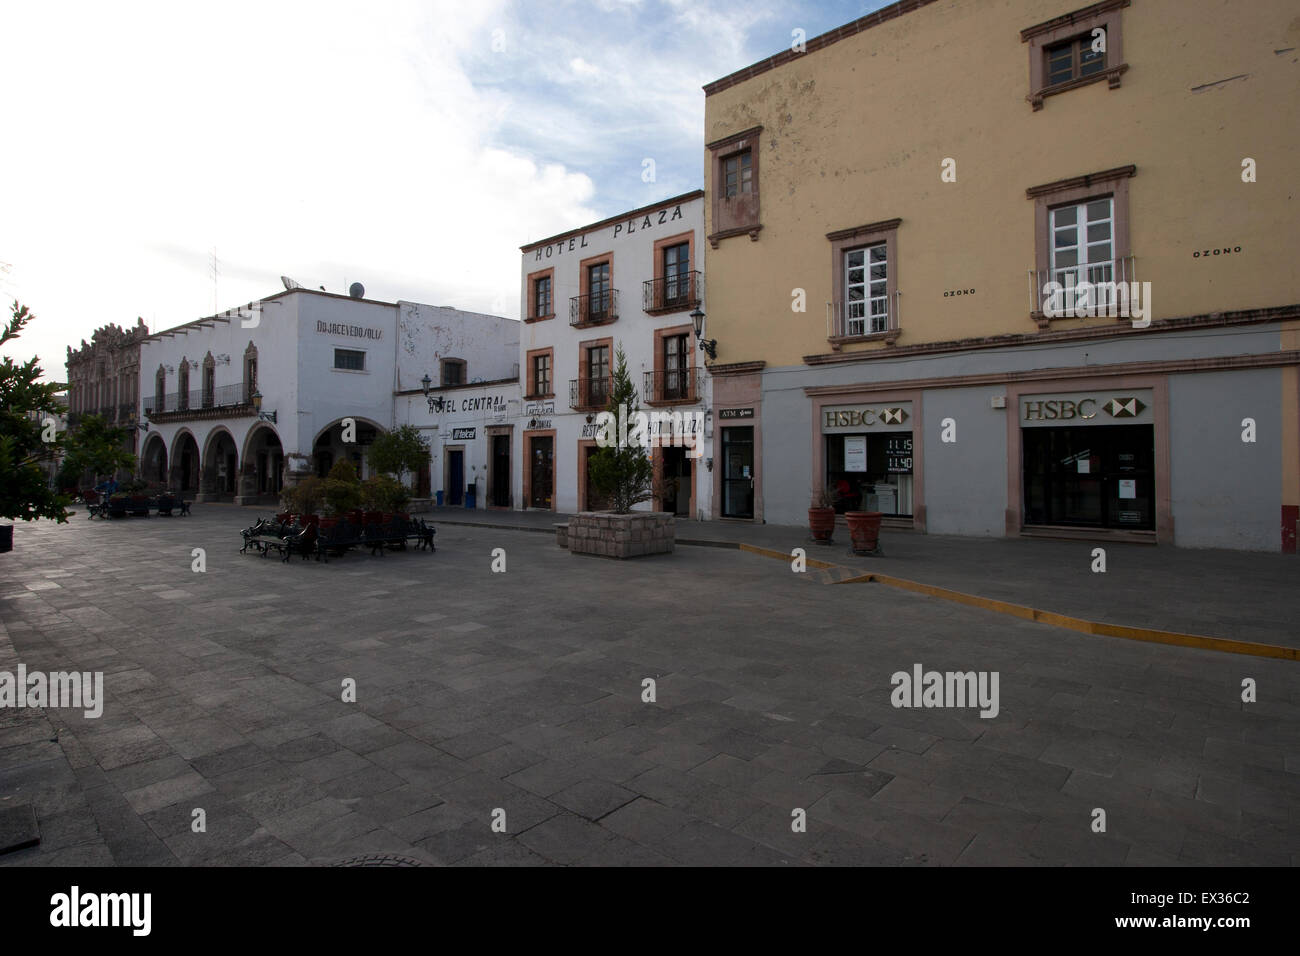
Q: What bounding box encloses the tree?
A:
[61,413,136,486]
[588,344,654,514]
[0,302,70,523]
[367,425,430,487]
[322,459,362,514]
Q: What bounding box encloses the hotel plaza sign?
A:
[822,402,912,433]
[1020,390,1153,427]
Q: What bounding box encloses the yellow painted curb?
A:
[738,545,1298,661]
[738,542,839,570]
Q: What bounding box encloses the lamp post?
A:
[251,388,277,424]
[691,307,717,360]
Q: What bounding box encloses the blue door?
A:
[448,450,464,507]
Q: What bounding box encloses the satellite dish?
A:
[281,276,301,290]
[349,282,365,299]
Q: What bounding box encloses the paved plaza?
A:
[1,505,1297,866]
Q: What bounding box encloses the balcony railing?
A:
[569,289,620,327]
[1028,256,1137,318]
[827,292,901,341]
[145,382,251,417]
[569,377,613,411]
[642,271,702,314]
[643,367,699,405]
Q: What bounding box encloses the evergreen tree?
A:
[588,344,653,513]
[0,302,70,523]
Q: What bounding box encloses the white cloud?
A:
[0,0,598,372]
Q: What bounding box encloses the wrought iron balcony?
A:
[643,367,699,405]
[569,289,619,328]
[826,292,901,345]
[145,382,253,419]
[569,377,613,411]
[642,271,702,314]
[1028,256,1137,320]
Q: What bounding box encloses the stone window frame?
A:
[1026,165,1136,329]
[526,267,555,323]
[647,231,698,316]
[649,323,696,406]
[525,346,554,400]
[243,342,258,404]
[177,356,191,410]
[155,365,166,411]
[576,334,614,410]
[826,218,903,349]
[576,251,615,327]
[707,125,763,247]
[202,352,216,407]
[1021,0,1130,111]
[441,357,467,386]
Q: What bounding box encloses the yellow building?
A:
[700,0,1300,550]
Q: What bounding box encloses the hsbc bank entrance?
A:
[1020,390,1155,532]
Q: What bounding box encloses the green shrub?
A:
[282,475,325,515]
[322,460,362,514]
[361,474,410,513]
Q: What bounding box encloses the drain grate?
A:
[330,854,427,867]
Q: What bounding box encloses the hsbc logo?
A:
[1103,397,1146,418]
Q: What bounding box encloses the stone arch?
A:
[312,417,387,480]
[201,425,239,499]
[141,433,168,484]
[169,428,201,495]
[239,422,284,503]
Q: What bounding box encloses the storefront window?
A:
[825,432,913,516]
[1023,424,1153,529]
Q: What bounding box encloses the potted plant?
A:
[844,508,885,555]
[808,485,838,544]
[322,460,362,515]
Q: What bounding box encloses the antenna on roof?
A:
[280,276,302,291]
[210,248,220,313]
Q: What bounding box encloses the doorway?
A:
[491,435,511,507]
[583,444,611,511]
[661,447,691,517]
[529,436,554,509]
[722,426,754,519]
[447,449,464,507]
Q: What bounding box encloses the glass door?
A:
[722,426,754,519]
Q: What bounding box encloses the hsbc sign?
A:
[1020,390,1153,427]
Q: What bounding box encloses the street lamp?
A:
[251,388,277,423]
[691,307,717,360]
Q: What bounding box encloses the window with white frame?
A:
[845,243,889,335]
[1050,197,1115,307]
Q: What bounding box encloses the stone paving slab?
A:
[0,507,1296,866]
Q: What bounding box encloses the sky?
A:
[0,0,890,381]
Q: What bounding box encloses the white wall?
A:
[396,301,520,392]
[517,192,711,515]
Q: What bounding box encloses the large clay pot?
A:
[808,507,836,544]
[845,511,884,555]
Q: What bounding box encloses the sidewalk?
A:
[423,507,1300,651]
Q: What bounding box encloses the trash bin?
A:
[465,488,476,509]
[435,490,444,507]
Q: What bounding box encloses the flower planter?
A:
[568,511,674,559]
[808,507,836,544]
[845,511,884,555]
[129,495,151,516]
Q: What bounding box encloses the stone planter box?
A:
[567,511,674,559]
[555,523,569,549]
[407,497,432,514]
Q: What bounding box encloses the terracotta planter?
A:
[318,516,339,530]
[845,511,884,555]
[808,507,836,544]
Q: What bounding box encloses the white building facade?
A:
[136,288,517,505]
[517,190,712,517]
